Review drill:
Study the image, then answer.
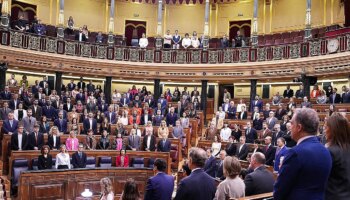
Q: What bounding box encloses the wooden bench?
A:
[2,134,178,175]
[17,168,154,200]
[9,150,171,179]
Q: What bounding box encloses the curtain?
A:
[124,20,147,46]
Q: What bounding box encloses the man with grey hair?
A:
[174,147,216,200]
[244,152,274,196]
[274,108,332,200]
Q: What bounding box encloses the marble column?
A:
[201,80,208,125]
[155,0,163,49]
[55,72,62,96]
[154,79,161,103]
[304,0,312,40]
[108,0,115,45]
[202,0,210,49]
[105,77,112,105]
[251,0,259,46]
[0,63,8,91]
[0,0,10,28]
[57,0,65,38]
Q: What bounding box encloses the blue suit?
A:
[158,98,167,110]
[174,168,216,200]
[274,146,289,172]
[274,136,332,200]
[251,99,263,112]
[2,119,18,134]
[119,97,130,107]
[166,113,178,126]
[54,119,68,133]
[104,111,117,124]
[144,172,174,200]
[42,106,56,120]
[203,156,217,177]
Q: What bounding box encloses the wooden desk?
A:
[18,168,154,200]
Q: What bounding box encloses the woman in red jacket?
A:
[116,149,129,167]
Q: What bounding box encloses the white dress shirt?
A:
[55,153,71,169]
[220,128,232,141]
[18,133,23,150]
[139,38,149,48]
[182,38,192,48]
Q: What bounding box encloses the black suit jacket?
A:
[236,144,249,160]
[245,128,258,143]
[263,145,276,166]
[238,111,248,120]
[38,154,53,170]
[272,131,285,146]
[203,156,217,178]
[141,114,152,125]
[329,93,341,104]
[283,89,294,98]
[244,166,275,196]
[157,139,171,152]
[75,33,87,42]
[63,103,73,112]
[215,160,225,180]
[29,105,42,121]
[11,132,28,150]
[143,135,156,151]
[77,81,85,89]
[225,142,237,156]
[27,132,44,150]
[48,135,61,150]
[283,131,297,147]
[71,152,87,168]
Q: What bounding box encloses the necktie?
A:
[29,118,31,125]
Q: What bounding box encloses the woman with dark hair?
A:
[116,149,129,167]
[100,177,114,200]
[99,130,110,150]
[328,104,336,117]
[121,178,141,200]
[39,115,51,134]
[214,156,245,199]
[326,85,333,97]
[38,145,53,170]
[325,113,350,200]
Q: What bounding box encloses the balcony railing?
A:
[0,28,349,64]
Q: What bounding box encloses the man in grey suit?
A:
[301,96,312,108]
[0,102,12,120]
[244,152,275,196]
[127,129,141,151]
[29,99,42,121]
[266,111,278,130]
[22,109,37,133]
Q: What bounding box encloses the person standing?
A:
[325,113,350,200]
[38,145,53,170]
[100,177,114,200]
[144,159,174,200]
[274,108,332,200]
[72,143,87,168]
[55,144,71,169]
[174,147,216,200]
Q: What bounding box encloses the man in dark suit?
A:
[77,77,85,90]
[39,76,48,89]
[283,122,296,147]
[166,107,178,126]
[329,88,341,104]
[141,110,152,125]
[119,94,130,107]
[67,80,76,91]
[245,122,257,143]
[98,100,108,113]
[54,111,68,134]
[2,112,18,135]
[27,124,44,150]
[71,144,87,168]
[275,104,287,120]
[262,136,276,166]
[38,93,46,107]
[215,150,226,180]
[283,85,294,98]
[203,149,217,178]
[1,86,11,100]
[342,87,350,103]
[295,85,304,99]
[127,129,141,151]
[144,158,174,200]
[236,136,249,160]
[144,95,155,108]
[29,100,42,121]
[225,136,237,156]
[42,101,56,121]
[55,104,67,120]
[272,124,285,146]
[274,108,332,200]
[158,95,167,110]
[9,94,20,110]
[104,106,117,124]
[31,80,40,95]
[0,102,12,120]
[157,134,171,152]
[244,152,275,196]
[83,112,97,134]
[251,95,263,112]
[63,97,73,112]
[300,96,312,108]
[86,80,95,93]
[43,84,51,96]
[75,28,87,42]
[75,90,85,104]
[174,147,216,200]
[143,129,156,151]
[227,101,237,119]
[10,124,28,150]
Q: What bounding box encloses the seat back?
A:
[86,157,96,168]
[99,156,112,168]
[31,158,38,170]
[12,159,29,187]
[132,158,145,168]
[52,158,56,169]
[148,158,155,169]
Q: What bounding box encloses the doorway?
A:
[124,20,146,46]
[229,20,251,41]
